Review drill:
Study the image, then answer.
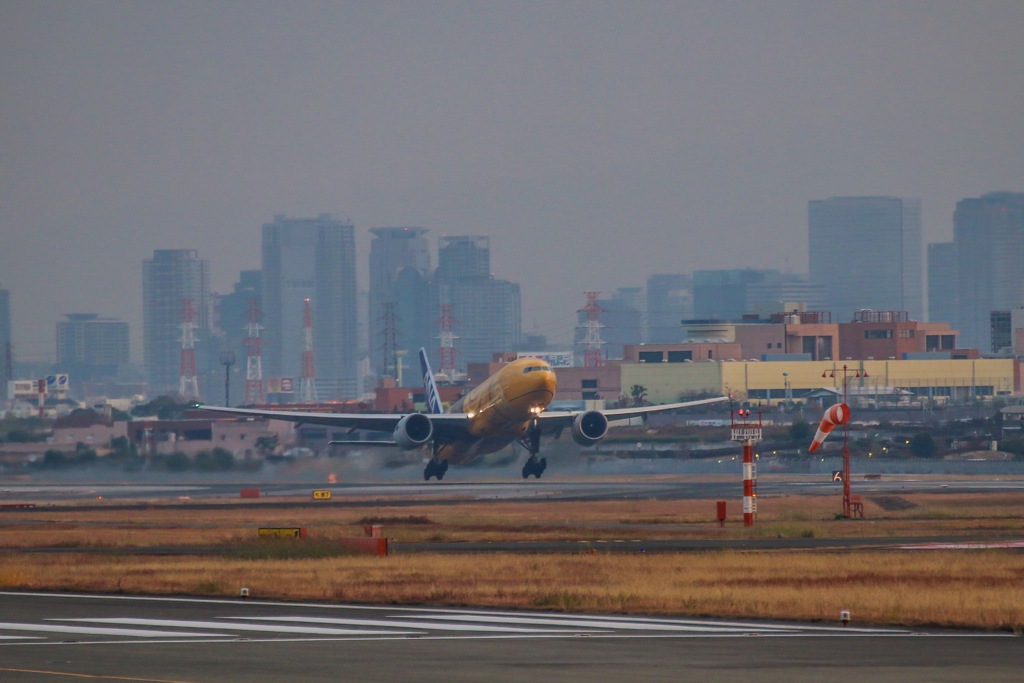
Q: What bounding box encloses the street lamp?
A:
[219,351,236,407]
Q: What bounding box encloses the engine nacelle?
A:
[571,410,609,447]
[393,413,434,450]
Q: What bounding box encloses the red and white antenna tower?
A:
[243,298,264,405]
[178,298,200,400]
[577,292,605,368]
[437,303,459,378]
[377,302,399,379]
[299,298,317,403]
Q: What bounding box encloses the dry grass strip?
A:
[2,550,1022,631]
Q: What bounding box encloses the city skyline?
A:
[3,192,1023,373]
[2,3,1023,359]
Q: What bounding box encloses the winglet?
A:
[419,347,444,414]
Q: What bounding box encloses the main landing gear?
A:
[519,421,547,479]
[424,458,449,481]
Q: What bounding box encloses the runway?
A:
[4,472,1024,508]
[0,592,1019,682]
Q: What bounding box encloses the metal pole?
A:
[743,439,755,526]
[219,351,235,407]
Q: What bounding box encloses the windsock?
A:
[808,403,850,453]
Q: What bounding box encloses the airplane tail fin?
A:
[419,347,444,414]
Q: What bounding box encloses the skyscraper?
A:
[693,269,780,320]
[142,249,210,395]
[646,274,692,343]
[56,313,130,383]
[953,192,1024,350]
[927,242,957,325]
[261,214,358,399]
[212,269,263,402]
[808,196,922,323]
[368,227,431,376]
[0,285,10,392]
[432,236,521,368]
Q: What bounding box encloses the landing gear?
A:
[521,456,547,479]
[424,458,449,481]
[518,421,547,479]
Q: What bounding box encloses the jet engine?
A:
[393,413,434,450]
[571,410,609,447]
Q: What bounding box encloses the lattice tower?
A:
[243,298,264,404]
[437,304,459,377]
[577,291,606,368]
[178,298,200,400]
[377,302,399,379]
[299,298,317,402]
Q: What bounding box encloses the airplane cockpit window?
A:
[522,365,552,374]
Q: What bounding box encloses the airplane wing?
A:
[534,395,729,433]
[195,404,473,442]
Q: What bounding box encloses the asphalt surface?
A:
[2,475,1024,680]
[4,472,1024,507]
[0,592,1019,683]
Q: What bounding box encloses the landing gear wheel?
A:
[521,456,547,479]
[424,459,449,481]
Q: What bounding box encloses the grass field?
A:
[1,480,1023,631]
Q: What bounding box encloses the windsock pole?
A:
[818,364,868,519]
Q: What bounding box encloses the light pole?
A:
[219,351,236,407]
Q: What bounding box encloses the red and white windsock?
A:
[808,403,850,453]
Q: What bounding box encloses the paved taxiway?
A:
[0,592,1019,683]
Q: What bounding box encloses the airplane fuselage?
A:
[437,357,556,464]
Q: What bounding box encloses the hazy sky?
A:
[2,1,1023,362]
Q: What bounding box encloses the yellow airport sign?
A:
[258,527,306,538]
[312,489,332,500]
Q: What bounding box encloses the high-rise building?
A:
[261,214,358,399]
[432,236,521,368]
[742,273,826,318]
[953,192,1024,350]
[646,274,692,343]
[435,235,490,280]
[927,242,957,324]
[0,285,10,392]
[142,249,210,395]
[368,227,432,376]
[808,196,923,323]
[210,270,260,403]
[56,313,130,382]
[693,269,780,320]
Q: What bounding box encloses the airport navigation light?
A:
[730,406,762,527]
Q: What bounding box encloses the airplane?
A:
[198,348,729,481]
